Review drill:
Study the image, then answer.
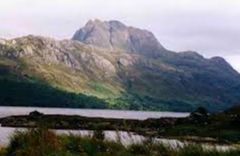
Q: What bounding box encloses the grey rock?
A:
[72,19,166,57]
[0,20,240,111]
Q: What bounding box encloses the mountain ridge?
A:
[0,20,239,111]
[72,19,167,57]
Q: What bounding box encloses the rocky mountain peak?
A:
[1,20,240,111]
[72,19,166,57]
[108,20,126,28]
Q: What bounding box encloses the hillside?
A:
[0,20,240,111]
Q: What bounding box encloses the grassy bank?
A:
[1,106,240,144]
[0,128,239,156]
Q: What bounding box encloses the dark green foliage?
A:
[93,129,105,140]
[2,34,240,112]
[0,55,239,111]
[0,61,107,109]
[0,79,107,109]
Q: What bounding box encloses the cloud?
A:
[0,0,239,71]
[225,55,240,73]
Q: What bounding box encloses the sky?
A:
[0,0,240,72]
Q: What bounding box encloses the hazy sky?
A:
[0,0,240,71]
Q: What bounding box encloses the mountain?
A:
[0,19,240,111]
[72,19,167,57]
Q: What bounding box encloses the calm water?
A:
[0,106,189,120]
[0,106,190,145]
[0,107,233,150]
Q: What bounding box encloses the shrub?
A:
[2,128,240,156]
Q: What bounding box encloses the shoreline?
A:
[0,108,239,145]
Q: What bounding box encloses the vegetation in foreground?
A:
[0,128,239,156]
[1,106,240,144]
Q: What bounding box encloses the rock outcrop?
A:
[72,19,166,57]
[0,20,240,111]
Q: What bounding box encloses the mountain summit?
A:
[0,20,239,111]
[72,19,166,57]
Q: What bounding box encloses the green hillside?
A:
[0,30,239,112]
[0,57,107,108]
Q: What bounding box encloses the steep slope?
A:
[0,36,125,98]
[0,56,107,108]
[72,19,167,57]
[0,20,239,111]
[72,19,240,111]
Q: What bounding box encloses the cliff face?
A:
[0,20,239,111]
[72,19,166,57]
